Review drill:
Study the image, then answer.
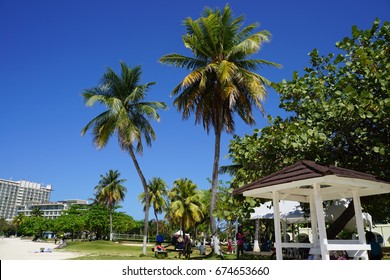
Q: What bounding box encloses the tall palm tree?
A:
[160,4,280,234]
[81,62,167,253]
[167,178,205,235]
[94,170,127,241]
[138,177,168,235]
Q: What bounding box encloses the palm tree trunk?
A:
[210,126,222,235]
[110,208,113,241]
[129,147,150,256]
[181,215,185,238]
[253,219,260,252]
[154,210,159,236]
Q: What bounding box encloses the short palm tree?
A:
[160,4,280,234]
[94,170,127,241]
[31,207,43,217]
[139,177,168,235]
[167,178,205,235]
[13,213,26,237]
[81,62,167,253]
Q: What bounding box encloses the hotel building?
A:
[0,178,52,220]
[16,199,89,219]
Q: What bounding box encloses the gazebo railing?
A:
[327,240,370,259]
[278,240,370,260]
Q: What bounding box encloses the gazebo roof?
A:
[233,160,390,203]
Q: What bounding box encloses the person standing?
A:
[236,225,245,259]
[227,237,233,254]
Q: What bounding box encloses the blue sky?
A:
[1,0,389,220]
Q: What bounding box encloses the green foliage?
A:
[14,203,137,240]
[214,183,261,223]
[94,170,127,210]
[94,169,127,240]
[227,19,390,222]
[139,177,168,235]
[139,177,168,213]
[111,211,136,233]
[81,62,167,153]
[18,216,51,237]
[0,218,15,236]
[30,207,43,217]
[167,178,206,232]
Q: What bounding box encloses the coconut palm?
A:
[94,170,127,241]
[13,213,26,237]
[81,62,167,253]
[160,4,280,234]
[138,177,168,235]
[167,178,205,235]
[31,207,43,217]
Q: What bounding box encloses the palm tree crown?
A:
[160,4,280,134]
[81,61,167,154]
[168,178,205,232]
[31,207,43,217]
[94,169,127,241]
[94,169,127,210]
[139,177,168,214]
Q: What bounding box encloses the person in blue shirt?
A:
[365,231,383,260]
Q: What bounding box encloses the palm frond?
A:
[159,53,206,70]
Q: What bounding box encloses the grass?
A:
[58,240,389,260]
[58,240,272,260]
[59,241,154,260]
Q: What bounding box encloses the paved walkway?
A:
[0,237,82,260]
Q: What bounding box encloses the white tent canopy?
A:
[251,199,373,229]
[250,200,308,224]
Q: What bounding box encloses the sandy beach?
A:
[0,237,82,260]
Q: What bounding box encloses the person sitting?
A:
[175,235,184,250]
[156,234,164,245]
[366,231,383,260]
[170,234,178,247]
[175,235,185,258]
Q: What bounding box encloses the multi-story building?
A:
[0,178,52,220]
[16,199,89,219]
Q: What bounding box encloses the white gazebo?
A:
[234,160,390,260]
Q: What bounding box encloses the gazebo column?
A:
[352,189,369,260]
[272,191,283,260]
[309,195,318,245]
[313,183,329,260]
[253,219,260,252]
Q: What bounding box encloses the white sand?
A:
[0,237,82,260]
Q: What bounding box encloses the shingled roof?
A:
[233,160,390,202]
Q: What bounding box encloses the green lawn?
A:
[58,240,389,260]
[58,240,268,260]
[59,241,154,260]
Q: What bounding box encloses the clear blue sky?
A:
[1,0,389,220]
